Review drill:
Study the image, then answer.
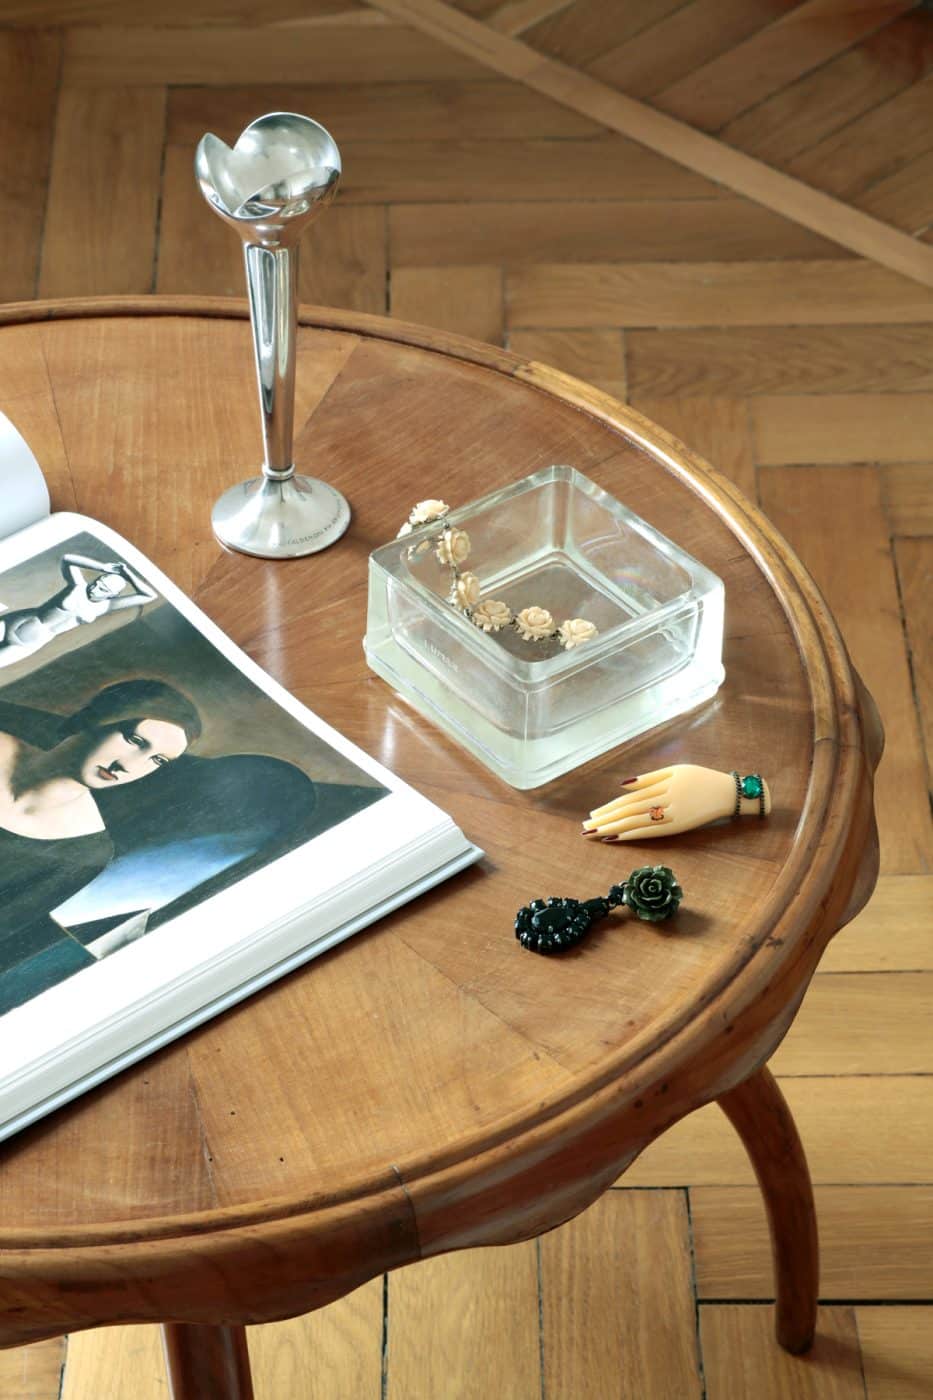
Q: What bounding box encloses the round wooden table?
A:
[0,298,882,1399]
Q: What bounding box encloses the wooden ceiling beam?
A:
[365,0,933,291]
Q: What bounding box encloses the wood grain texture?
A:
[654,0,915,132]
[156,144,240,298]
[248,6,392,20]
[61,1327,163,1400]
[0,30,60,303]
[32,315,275,564]
[56,1282,384,1400]
[754,395,933,463]
[388,1244,539,1398]
[627,326,933,399]
[0,1038,218,1230]
[587,0,801,100]
[857,1306,933,1400]
[788,77,933,200]
[0,0,363,21]
[895,538,933,790]
[700,1305,866,1399]
[0,1339,65,1400]
[507,328,625,398]
[539,1190,702,1398]
[693,1186,933,1300]
[452,0,504,13]
[369,0,933,286]
[817,876,933,971]
[720,11,933,166]
[38,86,165,299]
[625,1077,933,1185]
[770,973,933,1075]
[391,265,503,342]
[487,0,575,35]
[759,465,930,874]
[0,305,878,1369]
[0,323,76,512]
[882,465,933,537]
[523,0,686,70]
[61,21,490,84]
[628,397,756,499]
[508,260,933,329]
[26,312,360,592]
[862,148,933,235]
[247,1278,383,1400]
[166,77,602,145]
[296,205,387,318]
[344,137,724,202]
[390,198,847,265]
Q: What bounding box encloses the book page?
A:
[0,512,475,1121]
[0,410,49,542]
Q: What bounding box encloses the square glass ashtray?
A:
[364,466,724,789]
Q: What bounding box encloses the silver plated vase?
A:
[195,112,351,559]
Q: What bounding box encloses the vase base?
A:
[212,474,351,559]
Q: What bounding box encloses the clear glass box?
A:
[364,466,725,789]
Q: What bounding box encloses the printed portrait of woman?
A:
[0,531,387,1018]
[0,679,201,1013]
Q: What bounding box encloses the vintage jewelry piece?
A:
[515,865,683,954]
[730,771,766,819]
[583,763,772,842]
[398,500,598,651]
[196,113,350,558]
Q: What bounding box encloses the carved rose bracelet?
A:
[398,499,599,651]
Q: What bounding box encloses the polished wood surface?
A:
[161,1324,253,1400]
[718,1067,818,1354]
[0,298,880,1362]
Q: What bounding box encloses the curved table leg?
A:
[161,1322,255,1399]
[717,1065,819,1354]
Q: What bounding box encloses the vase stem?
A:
[244,242,297,482]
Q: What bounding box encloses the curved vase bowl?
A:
[195,112,341,246]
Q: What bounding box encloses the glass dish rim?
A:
[369,464,723,685]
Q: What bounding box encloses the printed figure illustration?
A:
[0,552,157,669]
[0,532,387,1017]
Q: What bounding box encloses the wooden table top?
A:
[0,298,880,1345]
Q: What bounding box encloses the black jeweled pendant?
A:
[515,865,683,954]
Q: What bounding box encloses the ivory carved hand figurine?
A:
[582,765,771,842]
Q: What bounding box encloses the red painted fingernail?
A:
[621,776,638,785]
[600,835,618,843]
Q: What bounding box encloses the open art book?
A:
[0,412,481,1143]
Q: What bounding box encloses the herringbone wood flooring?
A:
[1,3,931,1397]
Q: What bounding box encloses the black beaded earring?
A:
[515,865,683,955]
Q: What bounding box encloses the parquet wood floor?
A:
[0,3,931,1396]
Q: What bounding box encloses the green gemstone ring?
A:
[731,771,766,819]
